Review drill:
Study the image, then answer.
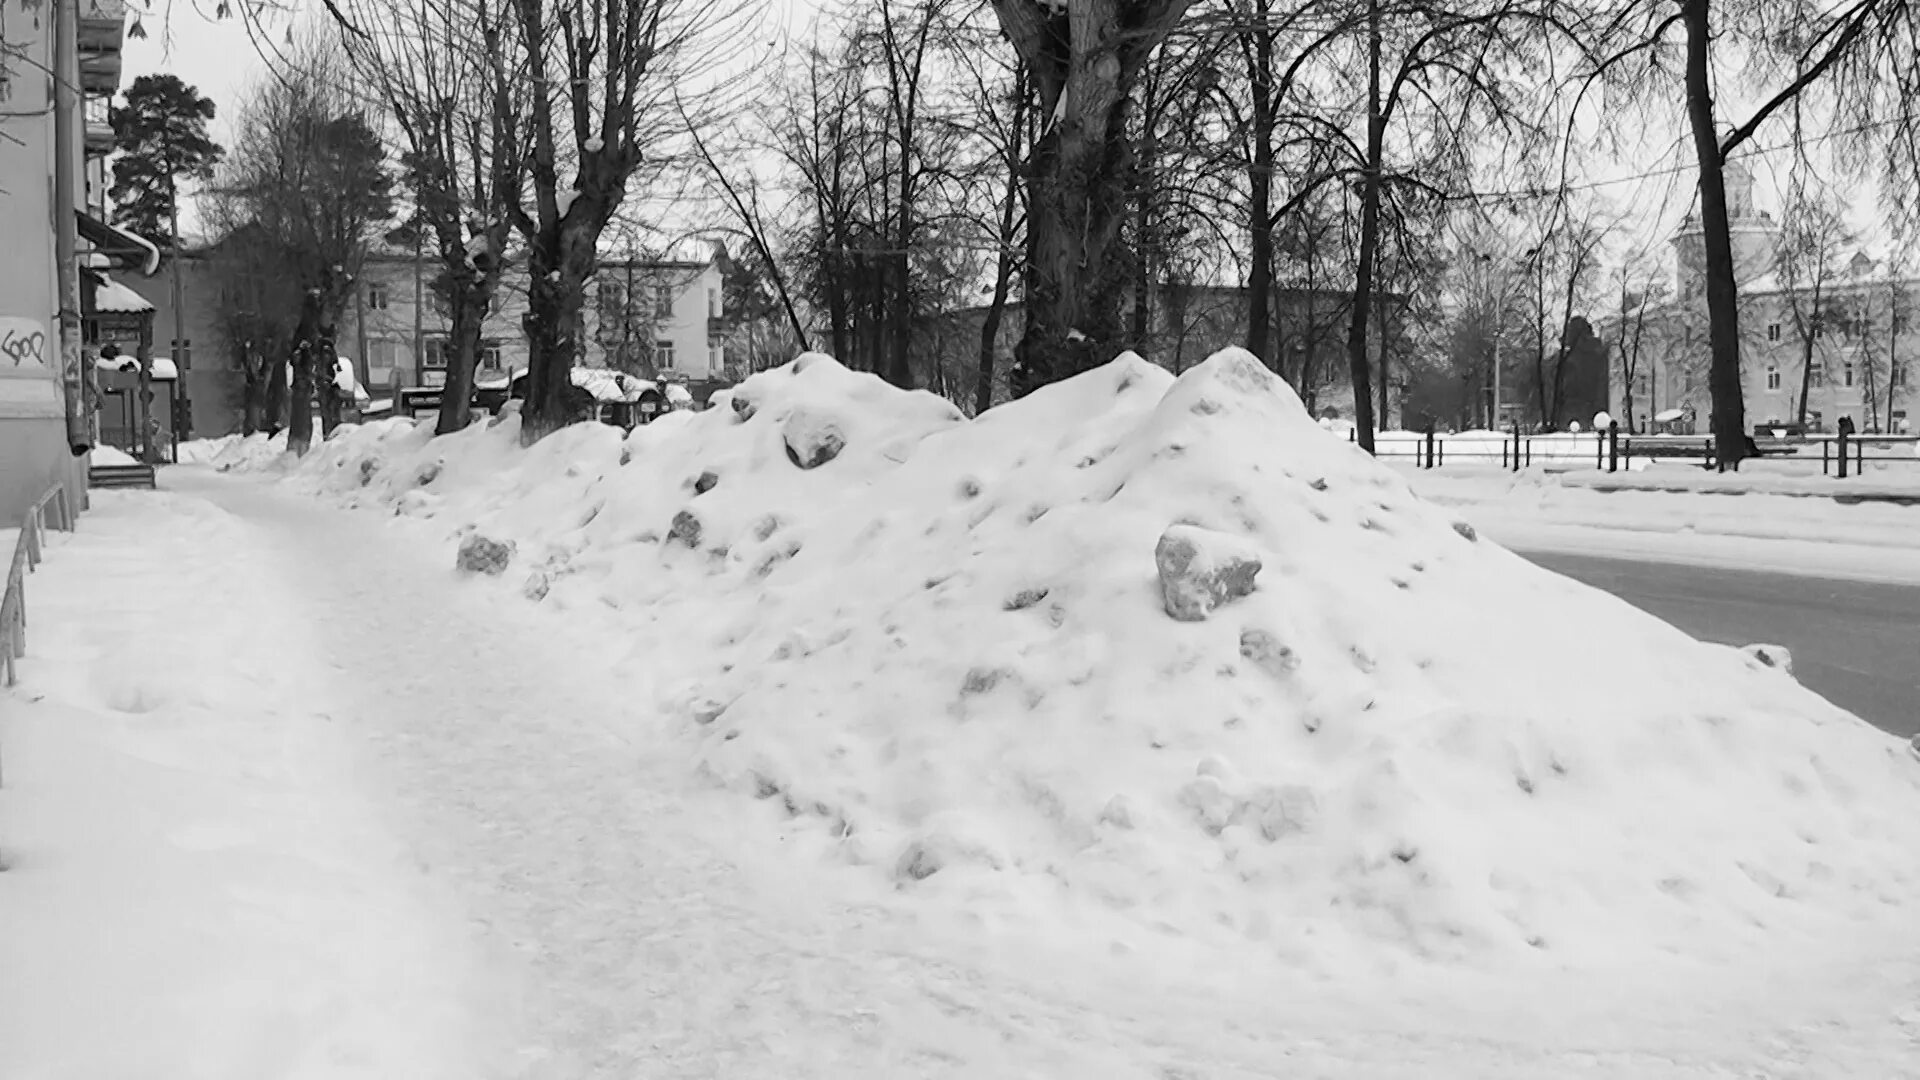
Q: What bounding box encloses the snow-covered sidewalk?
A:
[0,487,506,1078]
[1402,467,1920,585]
[6,467,1920,1077]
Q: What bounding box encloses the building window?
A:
[424,336,449,370]
[1632,373,1650,397]
[1894,362,1907,388]
[479,344,504,375]
[1844,359,1856,387]
[655,339,675,370]
[598,280,624,317]
[170,338,191,371]
[368,339,403,387]
[655,284,674,319]
[1766,366,1782,391]
[1809,359,1824,385]
[367,284,390,311]
[709,340,722,372]
[1768,323,1781,342]
[1809,409,1824,431]
[708,288,720,319]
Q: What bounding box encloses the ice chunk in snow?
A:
[782,407,846,469]
[1154,523,1263,621]
[455,533,514,575]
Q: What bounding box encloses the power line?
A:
[1445,111,1920,206]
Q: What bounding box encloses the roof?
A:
[96,355,179,380]
[503,365,659,402]
[93,276,154,313]
[76,212,161,277]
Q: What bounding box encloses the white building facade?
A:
[1608,165,1916,435]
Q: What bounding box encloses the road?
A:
[1525,551,1920,738]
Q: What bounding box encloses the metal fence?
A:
[1358,426,1920,477]
[3,484,75,689]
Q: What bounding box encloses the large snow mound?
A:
[250,350,1920,971]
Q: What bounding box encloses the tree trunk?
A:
[1246,0,1275,369]
[264,350,288,436]
[522,221,596,443]
[976,71,1027,416]
[1346,0,1384,453]
[991,0,1194,396]
[1377,297,1392,429]
[287,291,321,455]
[977,208,1019,416]
[242,360,264,436]
[317,330,345,438]
[136,328,158,465]
[1682,0,1749,468]
[1795,321,1816,427]
[437,287,486,436]
[1012,75,1132,395]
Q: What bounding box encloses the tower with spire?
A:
[1669,159,1780,298]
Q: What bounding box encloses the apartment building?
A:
[0,0,154,520]
[137,242,727,435]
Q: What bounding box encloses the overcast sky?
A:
[115,1,1884,273]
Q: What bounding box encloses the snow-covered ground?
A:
[8,351,1920,1076]
[1402,467,1920,585]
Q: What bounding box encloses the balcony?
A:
[76,0,127,95]
[85,99,113,156]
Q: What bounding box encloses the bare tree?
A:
[1588,0,1920,467]
[1261,0,1571,450]
[989,0,1197,395]
[212,34,394,454]
[503,0,745,441]
[1609,260,1664,432]
[1773,192,1853,428]
[333,0,530,436]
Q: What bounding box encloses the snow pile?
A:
[240,350,1920,971]
[89,444,137,466]
[175,435,245,465]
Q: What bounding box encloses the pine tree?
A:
[108,74,223,247]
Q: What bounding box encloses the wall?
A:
[0,0,83,526]
[132,252,728,436]
[1609,286,1917,435]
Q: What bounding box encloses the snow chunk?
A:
[1742,643,1794,676]
[782,407,847,470]
[555,189,579,218]
[455,533,515,575]
[1155,524,1263,622]
[583,136,605,152]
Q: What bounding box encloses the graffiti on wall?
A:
[1,317,51,370]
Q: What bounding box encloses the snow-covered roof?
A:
[95,354,178,379]
[573,366,656,403]
[500,365,659,403]
[93,276,153,313]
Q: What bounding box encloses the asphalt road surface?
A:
[1526,551,1920,739]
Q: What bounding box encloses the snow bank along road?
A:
[1528,553,1920,739]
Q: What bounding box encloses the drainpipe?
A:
[54,0,88,455]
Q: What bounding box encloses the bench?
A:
[1620,438,1719,470]
[88,464,157,490]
